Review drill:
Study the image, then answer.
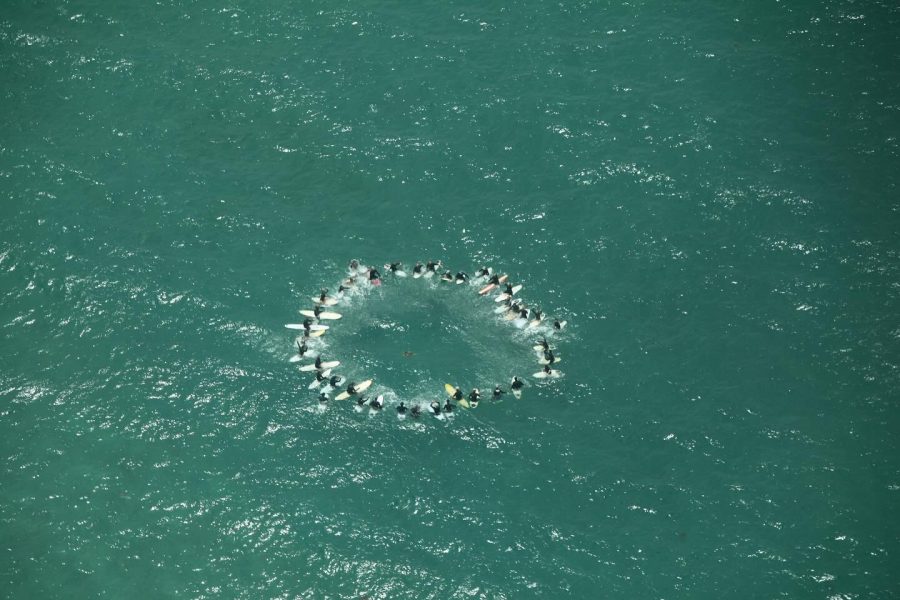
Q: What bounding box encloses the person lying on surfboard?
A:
[345,382,358,395]
[413,262,424,276]
[511,377,525,391]
[385,262,403,273]
[356,395,367,407]
[553,319,565,330]
[455,272,468,283]
[493,385,505,400]
[440,271,453,282]
[297,340,308,357]
[314,356,323,369]
[452,387,463,401]
[543,350,557,365]
[487,274,501,286]
[329,375,343,388]
[537,338,549,352]
[443,399,454,413]
[426,260,441,273]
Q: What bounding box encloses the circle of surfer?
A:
[285,260,567,420]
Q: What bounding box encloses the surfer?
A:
[346,382,358,395]
[385,262,402,273]
[426,260,441,273]
[503,282,514,295]
[397,402,407,415]
[532,309,544,322]
[349,259,360,272]
[452,387,463,402]
[318,392,328,403]
[369,396,384,410]
[296,340,308,357]
[317,288,329,303]
[312,371,328,387]
[553,319,565,330]
[536,338,549,352]
[543,349,557,365]
[493,385,505,400]
[511,377,524,392]
[440,271,453,282]
[430,401,441,415]
[356,395,367,407]
[455,272,468,283]
[476,266,491,278]
[329,375,343,388]
[468,388,481,404]
[413,262,424,276]
[368,268,381,285]
[314,355,323,370]
[488,274,501,286]
[443,399,454,413]
[410,405,421,418]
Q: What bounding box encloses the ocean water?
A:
[2,0,898,598]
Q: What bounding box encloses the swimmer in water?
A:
[455,272,468,283]
[397,402,407,415]
[318,392,328,403]
[443,399,454,413]
[493,385,505,400]
[410,405,421,418]
[430,401,441,415]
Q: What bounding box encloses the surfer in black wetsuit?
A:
[553,319,564,330]
[504,282,514,295]
[397,402,407,415]
[537,338,549,352]
[346,382,357,395]
[356,395,367,407]
[430,401,441,415]
[369,396,383,410]
[426,260,440,273]
[543,349,557,365]
[313,371,327,387]
[297,340,308,357]
[410,405,421,418]
[493,385,505,400]
[541,365,553,376]
[314,355,323,370]
[488,274,500,286]
[413,262,424,276]
[511,377,524,391]
[518,307,530,320]
[468,389,481,405]
[349,259,360,272]
[532,309,543,323]
[455,272,468,283]
[443,399,454,413]
[385,262,402,273]
[368,268,381,282]
[440,271,453,282]
[477,266,491,278]
[329,375,343,388]
[452,387,463,402]
[317,288,329,303]
[318,392,328,403]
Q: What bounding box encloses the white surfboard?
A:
[307,369,332,389]
[533,370,562,379]
[312,296,339,306]
[494,285,523,302]
[395,271,407,278]
[413,270,423,279]
[336,379,373,400]
[538,357,562,366]
[494,304,511,314]
[554,320,567,330]
[305,329,326,338]
[533,344,550,352]
[285,323,328,331]
[299,360,340,372]
[527,319,542,328]
[298,310,342,320]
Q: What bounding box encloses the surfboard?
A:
[533,370,562,379]
[554,320,567,330]
[413,270,423,279]
[368,394,384,412]
[533,344,550,351]
[395,271,407,278]
[494,304,511,314]
[528,319,542,328]
[299,360,340,372]
[512,388,522,399]
[307,369,332,389]
[478,274,508,295]
[336,379,373,400]
[444,383,457,397]
[298,310,342,320]
[285,323,328,331]
[305,329,326,338]
[312,296,339,306]
[494,285,523,302]
[538,357,562,365]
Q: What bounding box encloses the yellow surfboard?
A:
[444,383,469,408]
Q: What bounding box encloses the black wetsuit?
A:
[318,393,328,403]
[456,272,468,282]
[297,341,307,356]
[493,386,505,400]
[369,269,381,281]
[553,320,563,330]
[469,390,481,404]
[478,267,490,277]
[426,261,438,272]
[511,377,524,391]
[430,402,441,415]
[347,383,357,395]
[543,350,556,364]
[413,263,423,275]
[397,403,407,414]
[314,356,323,369]
[488,275,500,285]
[389,262,401,272]
[356,396,367,406]
[411,406,421,418]
[504,283,514,294]
[370,397,383,410]
[329,375,342,387]
[452,388,463,401]
[443,400,454,413]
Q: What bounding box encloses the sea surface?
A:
[2,0,898,598]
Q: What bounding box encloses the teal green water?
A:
[2,0,898,597]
